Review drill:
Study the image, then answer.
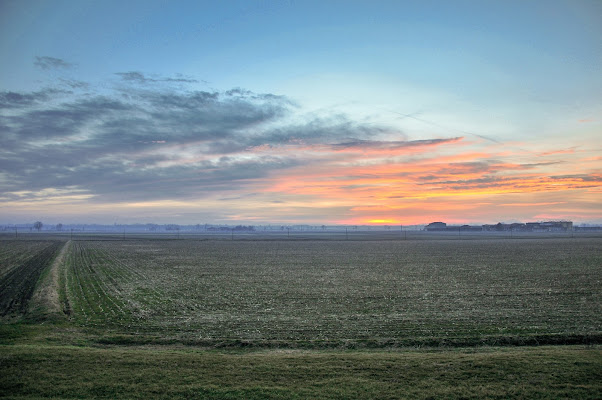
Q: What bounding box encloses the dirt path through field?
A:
[30,240,70,318]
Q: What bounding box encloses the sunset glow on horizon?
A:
[1,1,600,225]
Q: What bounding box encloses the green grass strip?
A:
[1,344,601,399]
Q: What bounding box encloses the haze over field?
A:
[1,0,600,225]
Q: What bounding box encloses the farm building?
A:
[425,222,447,231]
[429,220,575,232]
[482,223,526,231]
[425,222,483,232]
[525,221,573,232]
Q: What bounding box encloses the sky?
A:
[0,0,601,226]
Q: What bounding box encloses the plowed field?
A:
[0,241,63,316]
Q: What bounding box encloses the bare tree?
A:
[33,221,43,231]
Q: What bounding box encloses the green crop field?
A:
[58,238,602,347]
[1,236,601,398]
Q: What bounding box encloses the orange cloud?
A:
[538,147,577,156]
[254,136,601,224]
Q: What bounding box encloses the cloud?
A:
[58,78,90,90]
[0,91,45,109]
[538,147,577,156]
[115,71,198,84]
[253,115,391,148]
[34,56,75,70]
[164,74,201,84]
[115,71,149,83]
[0,73,399,204]
[330,137,461,150]
[3,96,132,143]
[550,174,602,182]
[0,88,67,109]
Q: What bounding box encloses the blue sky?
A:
[1,0,600,224]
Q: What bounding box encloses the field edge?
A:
[1,343,601,399]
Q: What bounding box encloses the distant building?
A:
[575,225,602,231]
[482,222,512,231]
[425,222,447,231]
[509,223,526,231]
[482,221,572,232]
[526,221,573,232]
[428,220,574,233]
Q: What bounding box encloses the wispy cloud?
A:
[538,147,577,157]
[330,137,462,151]
[34,56,75,70]
[115,71,199,84]
[58,78,90,90]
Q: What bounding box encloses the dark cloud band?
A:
[0,70,407,203]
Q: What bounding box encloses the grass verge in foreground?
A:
[1,344,601,399]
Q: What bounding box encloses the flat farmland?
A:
[62,238,602,346]
[2,236,601,399]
